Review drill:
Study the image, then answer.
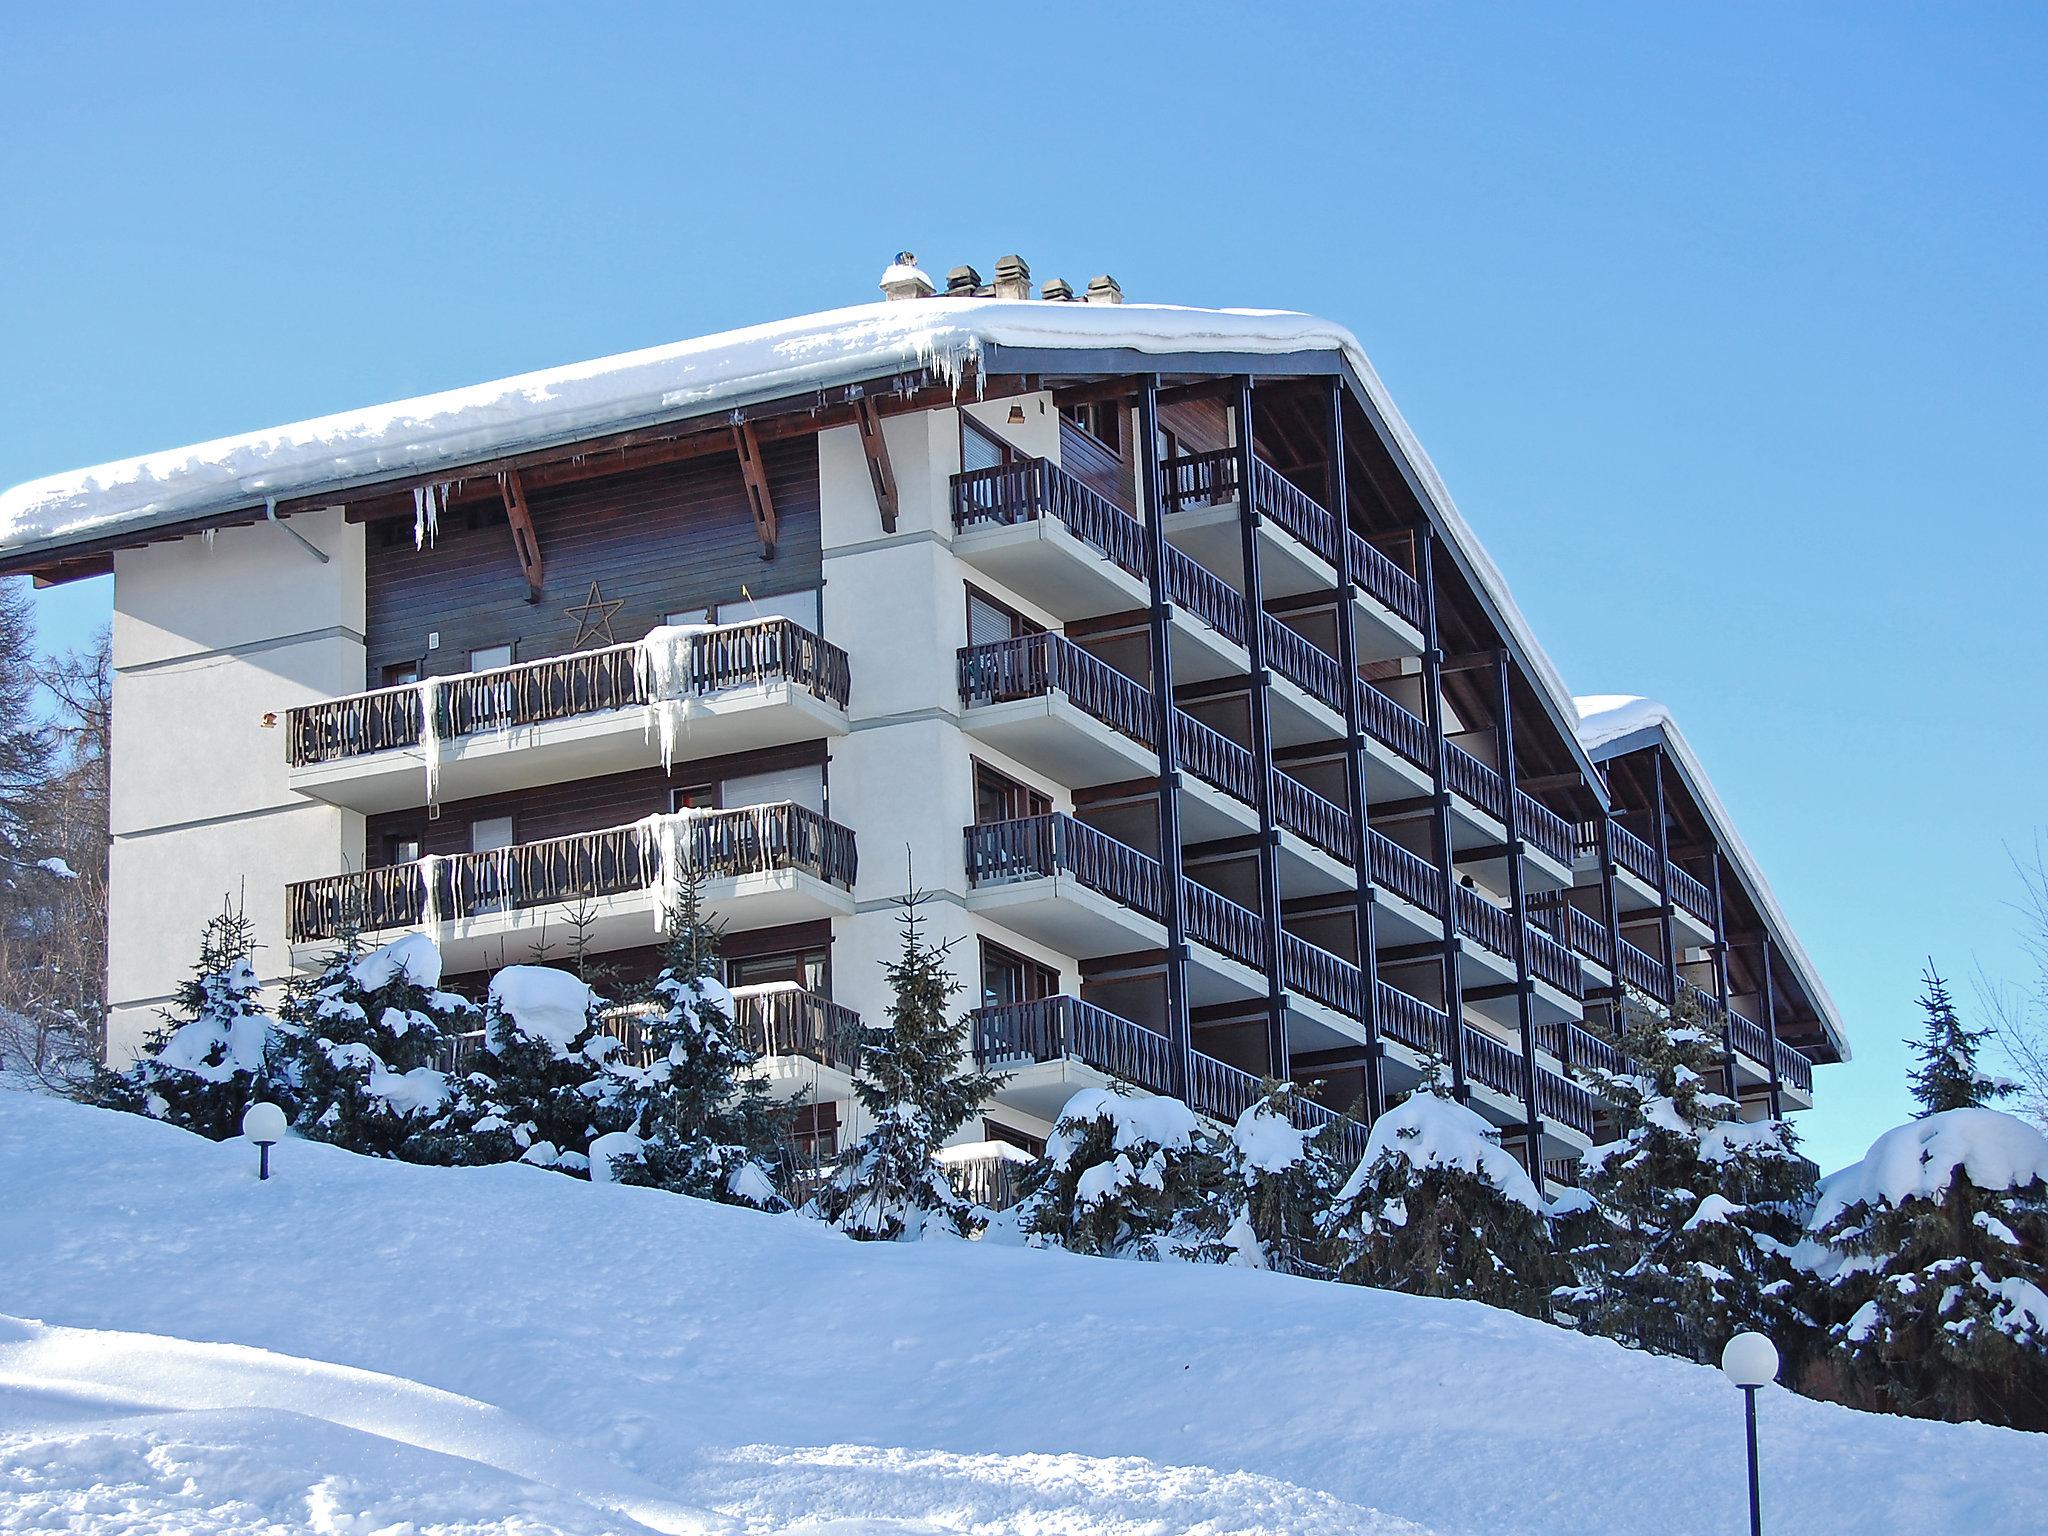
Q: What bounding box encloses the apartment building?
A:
[0,254,1848,1182]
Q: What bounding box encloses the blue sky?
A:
[5,4,2042,1172]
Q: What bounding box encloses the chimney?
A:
[879,251,935,302]
[992,253,1032,301]
[1085,274,1124,305]
[946,264,983,297]
[1039,277,1075,302]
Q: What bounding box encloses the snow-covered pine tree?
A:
[1016,1088,1230,1261]
[1907,964,2010,1116]
[1219,1082,1347,1272]
[603,871,787,1208]
[1804,1108,2048,1429]
[1323,1065,1554,1317]
[420,964,630,1175]
[1553,989,1818,1360]
[285,932,477,1158]
[811,889,999,1240]
[88,900,288,1139]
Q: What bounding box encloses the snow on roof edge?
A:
[1573,695,1850,1061]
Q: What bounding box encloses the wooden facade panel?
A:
[1058,416,1134,510]
[365,741,827,862]
[366,440,821,682]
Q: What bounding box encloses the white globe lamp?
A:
[1720,1331,1777,1535]
[242,1101,288,1181]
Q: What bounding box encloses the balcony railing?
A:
[732,984,865,1074]
[287,802,856,944]
[1615,935,1670,999]
[1354,680,1433,770]
[1525,923,1584,999]
[1183,880,1267,971]
[1186,1049,1373,1167]
[1444,743,1508,823]
[1462,1023,1597,1137]
[1175,712,1259,805]
[1260,614,1346,715]
[963,814,1163,919]
[1609,821,1662,888]
[974,994,1179,1097]
[1280,929,1365,1017]
[1163,545,1250,648]
[957,633,1156,749]
[1668,863,1718,928]
[1515,794,1574,867]
[1371,830,1441,914]
[1344,529,1426,629]
[1776,1038,1815,1095]
[1455,884,1517,960]
[1269,770,1353,862]
[287,618,850,768]
[1537,1019,1643,1082]
[1529,892,1616,970]
[951,458,1151,582]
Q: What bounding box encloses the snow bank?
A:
[487,966,595,1055]
[1572,693,1850,1064]
[2,1091,2044,1535]
[1809,1108,2048,1231]
[347,932,443,993]
[1342,1090,1543,1212]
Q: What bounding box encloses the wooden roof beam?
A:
[854,396,900,534]
[732,422,778,558]
[499,469,545,602]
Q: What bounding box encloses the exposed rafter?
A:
[731,422,778,558]
[498,469,545,602]
[853,397,900,534]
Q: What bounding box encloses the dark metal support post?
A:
[1496,650,1543,1178]
[1136,375,1192,1099]
[1235,377,1289,1078]
[1419,535,1467,1096]
[1760,934,1784,1120]
[1599,813,1626,1036]
[1710,850,1738,1103]
[1743,1384,1763,1536]
[1326,378,1385,1120]
[1650,747,1679,1007]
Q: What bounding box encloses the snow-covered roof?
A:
[1573,694,1850,1062]
[0,296,1591,777]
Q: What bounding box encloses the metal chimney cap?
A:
[879,253,935,301]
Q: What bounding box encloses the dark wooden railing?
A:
[1354,681,1433,770]
[1175,713,1259,805]
[1668,863,1718,928]
[1516,794,1574,867]
[973,995,1178,1096]
[1609,821,1662,888]
[1537,1019,1643,1081]
[1270,771,1354,862]
[1455,885,1517,960]
[1280,930,1365,1017]
[1615,935,1669,999]
[733,986,865,1073]
[1530,893,1616,971]
[287,803,856,944]
[1249,458,1341,563]
[1370,831,1442,914]
[1186,1049,1373,1166]
[1542,1155,1582,1189]
[1534,1060,1599,1137]
[1375,981,1457,1060]
[1163,545,1250,648]
[1160,447,1239,514]
[288,619,849,768]
[1727,1005,1771,1066]
[1776,1038,1815,1095]
[1183,879,1267,970]
[1525,922,1584,999]
[957,633,1156,748]
[951,458,1151,582]
[963,814,1163,919]
[1461,1024,1524,1100]
[1444,742,1509,823]
[1344,529,1427,630]
[1260,615,1346,714]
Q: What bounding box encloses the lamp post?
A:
[242,1101,287,1181]
[1720,1331,1778,1536]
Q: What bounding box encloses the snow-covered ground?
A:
[1,1091,2041,1535]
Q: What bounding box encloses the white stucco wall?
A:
[105,508,366,1063]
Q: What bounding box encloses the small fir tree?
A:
[605,872,788,1208]
[421,963,630,1174]
[811,889,1000,1240]
[1804,1107,2048,1430]
[1016,1086,1230,1260]
[285,931,477,1158]
[90,900,287,1139]
[1219,1082,1347,1273]
[1907,964,2009,1116]
[1554,989,1818,1360]
[1324,1065,1555,1317]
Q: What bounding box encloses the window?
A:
[382,661,422,688]
[669,782,716,814]
[965,586,1041,649]
[722,764,824,815]
[984,1118,1046,1157]
[468,815,517,913]
[470,816,515,853]
[382,834,422,867]
[470,644,513,673]
[735,588,819,632]
[662,607,711,630]
[974,762,1049,825]
[726,948,828,994]
[790,1101,839,1159]
[1060,401,1122,455]
[980,939,1057,1011]
[960,414,1015,474]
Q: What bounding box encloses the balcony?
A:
[972,994,1372,1163]
[731,983,866,1104]
[286,802,857,972]
[1574,819,1718,940]
[1161,449,1426,663]
[286,619,851,815]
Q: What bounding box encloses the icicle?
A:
[416,677,443,807]
[412,482,451,549]
[419,854,443,932]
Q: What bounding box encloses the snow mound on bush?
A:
[488,966,595,1055]
[1343,1090,1542,1212]
[1048,1088,1198,1162]
[1809,1108,2048,1230]
[348,933,443,993]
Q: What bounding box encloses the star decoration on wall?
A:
[564,580,626,649]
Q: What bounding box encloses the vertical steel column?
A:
[1419,535,1468,1097]
[1600,812,1625,1035]
[1234,378,1289,1077]
[1496,650,1543,1178]
[1326,378,1385,1120]
[1136,375,1192,1099]
[1650,747,1679,1007]
[1710,850,1738,1103]
[1759,934,1784,1120]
